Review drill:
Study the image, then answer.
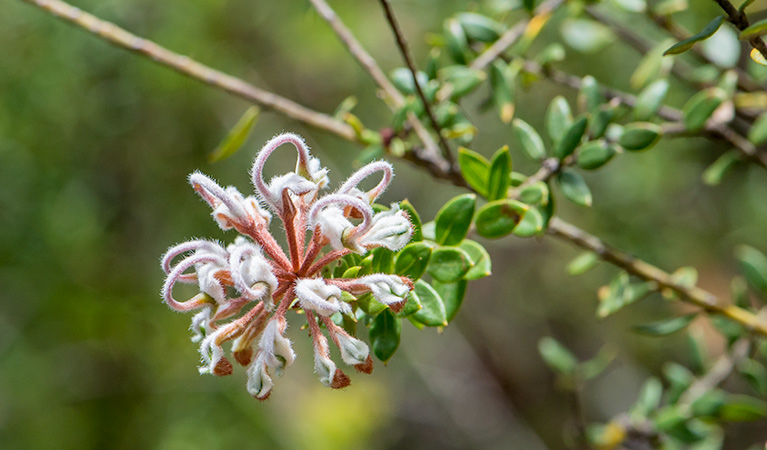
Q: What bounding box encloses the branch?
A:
[546,217,767,337]
[679,338,751,404]
[519,58,767,169]
[713,0,767,62]
[469,0,565,71]
[646,8,761,93]
[307,0,449,173]
[19,0,357,142]
[378,0,455,164]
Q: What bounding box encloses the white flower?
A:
[359,274,411,305]
[295,278,352,316]
[190,307,213,343]
[314,348,338,388]
[356,205,412,251]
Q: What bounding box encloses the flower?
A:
[160,132,414,399]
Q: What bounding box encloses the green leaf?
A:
[487,146,512,201]
[554,116,588,160]
[538,337,578,375]
[457,12,505,43]
[589,106,615,139]
[557,169,592,207]
[370,247,394,274]
[702,151,740,186]
[682,87,727,131]
[735,245,767,294]
[632,313,698,336]
[513,205,545,237]
[475,199,529,238]
[208,107,259,163]
[490,60,516,124]
[394,242,433,280]
[748,111,767,145]
[399,199,423,242]
[738,359,767,395]
[560,18,615,54]
[357,292,387,315]
[664,16,726,55]
[427,247,474,282]
[546,96,573,142]
[619,122,663,151]
[396,290,422,318]
[740,18,767,40]
[634,79,669,121]
[663,362,695,403]
[519,181,549,205]
[631,377,663,418]
[578,76,603,114]
[459,240,492,280]
[567,252,599,275]
[440,66,486,99]
[411,280,448,327]
[390,68,428,95]
[582,346,617,379]
[458,148,490,197]
[576,140,616,170]
[432,279,467,323]
[598,273,653,317]
[444,18,469,64]
[691,389,726,418]
[434,194,476,246]
[512,118,547,161]
[739,0,756,14]
[369,309,401,362]
[631,40,674,89]
[720,395,767,422]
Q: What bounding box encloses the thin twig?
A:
[518,59,767,169]
[307,0,448,173]
[546,217,767,337]
[646,8,761,93]
[713,0,767,62]
[378,0,455,164]
[19,0,358,142]
[679,338,751,404]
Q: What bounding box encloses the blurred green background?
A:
[3,0,767,449]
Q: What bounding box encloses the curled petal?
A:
[162,254,227,311]
[258,317,296,374]
[356,205,412,251]
[196,263,228,304]
[336,332,370,367]
[337,161,393,204]
[309,194,373,253]
[189,172,247,221]
[228,239,278,304]
[357,274,412,308]
[190,305,213,343]
[251,133,328,214]
[247,354,273,400]
[161,240,227,280]
[295,278,351,316]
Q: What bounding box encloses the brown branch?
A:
[19,0,358,142]
[378,0,455,164]
[307,0,449,174]
[713,0,767,62]
[519,59,767,169]
[546,217,767,337]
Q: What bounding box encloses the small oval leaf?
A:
[557,169,592,207]
[434,194,476,246]
[458,147,490,198]
[411,280,448,327]
[394,242,433,280]
[427,247,474,282]
[487,146,512,201]
[619,122,663,151]
[369,309,401,362]
[632,313,698,336]
[208,107,259,162]
[475,199,529,238]
[664,15,725,55]
[555,116,589,159]
[513,118,547,161]
[576,140,616,170]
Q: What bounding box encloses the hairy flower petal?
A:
[295,278,351,316]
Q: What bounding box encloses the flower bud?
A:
[295,278,352,316]
[247,354,273,400]
[357,205,412,251]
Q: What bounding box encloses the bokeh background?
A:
[3,0,767,449]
